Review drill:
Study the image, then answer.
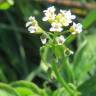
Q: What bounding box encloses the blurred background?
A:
[0,0,96,87]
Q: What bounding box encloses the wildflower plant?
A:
[25,6,83,96]
[0,1,96,96]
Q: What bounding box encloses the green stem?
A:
[59,30,69,35]
[43,31,52,41]
[47,30,69,37]
[65,35,76,45]
[51,60,74,95]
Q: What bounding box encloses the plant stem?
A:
[43,31,53,41]
[59,30,69,35]
[51,60,74,95]
[65,34,76,45]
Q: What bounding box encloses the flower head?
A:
[26,16,38,33]
[56,35,66,45]
[26,6,83,49]
[56,10,76,27]
[50,22,63,32]
[69,22,82,35]
[42,6,56,22]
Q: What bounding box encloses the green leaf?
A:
[78,76,96,96]
[0,30,29,80]
[14,87,39,96]
[11,80,48,96]
[0,0,14,10]
[0,69,8,82]
[52,88,70,96]
[73,35,96,85]
[82,10,96,29]
[0,83,20,96]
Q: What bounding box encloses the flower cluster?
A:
[25,6,83,54]
[42,6,82,34]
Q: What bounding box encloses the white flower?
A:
[64,49,74,56]
[26,16,38,33]
[40,34,47,44]
[56,35,66,45]
[57,10,76,26]
[69,50,74,55]
[42,6,56,21]
[61,10,76,20]
[29,16,35,21]
[50,22,63,32]
[69,22,82,35]
[28,26,37,33]
[41,38,47,44]
[43,6,56,14]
